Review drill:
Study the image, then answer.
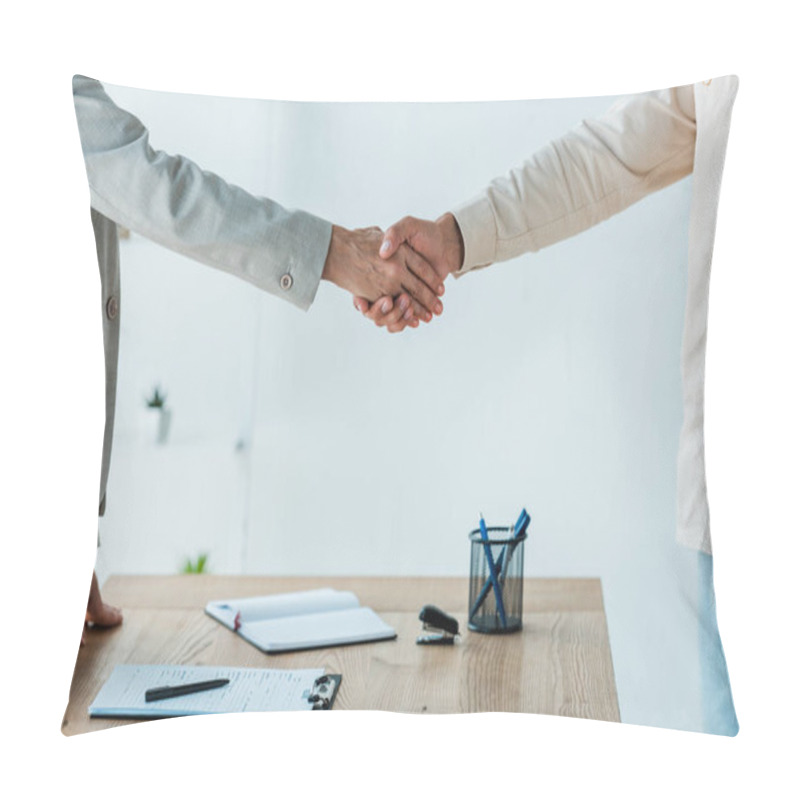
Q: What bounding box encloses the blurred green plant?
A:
[145,385,167,409]
[182,553,209,574]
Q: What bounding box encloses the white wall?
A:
[95,87,273,577]
[94,84,702,730]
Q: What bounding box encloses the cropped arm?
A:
[451,84,697,273]
[72,75,332,310]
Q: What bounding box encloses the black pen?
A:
[145,678,230,702]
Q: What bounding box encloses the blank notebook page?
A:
[241,606,395,651]
[232,589,357,621]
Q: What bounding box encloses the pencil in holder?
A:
[468,526,526,633]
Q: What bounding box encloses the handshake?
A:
[322,213,465,334]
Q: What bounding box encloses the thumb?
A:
[379,222,408,260]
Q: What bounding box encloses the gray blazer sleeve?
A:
[72,75,332,310]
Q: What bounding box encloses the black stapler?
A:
[416,604,460,645]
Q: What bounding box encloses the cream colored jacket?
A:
[451,77,739,554]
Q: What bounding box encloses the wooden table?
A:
[63,576,619,735]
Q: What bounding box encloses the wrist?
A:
[322,225,349,288]
[436,213,465,274]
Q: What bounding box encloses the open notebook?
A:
[205,588,396,653]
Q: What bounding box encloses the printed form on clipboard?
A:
[205,588,397,654]
[89,664,342,718]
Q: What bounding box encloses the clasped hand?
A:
[345,214,464,333]
[322,224,445,327]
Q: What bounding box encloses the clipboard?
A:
[89,665,343,718]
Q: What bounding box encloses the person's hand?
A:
[82,570,123,645]
[354,214,464,332]
[322,225,444,322]
[380,213,464,277]
[352,292,419,333]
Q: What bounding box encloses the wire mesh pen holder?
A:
[468,527,527,633]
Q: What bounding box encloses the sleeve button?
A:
[280,274,293,291]
[106,296,119,320]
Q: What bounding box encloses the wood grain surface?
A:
[62,576,619,735]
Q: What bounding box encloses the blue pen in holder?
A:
[468,526,527,633]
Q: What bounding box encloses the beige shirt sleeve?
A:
[450,84,697,273]
[72,75,332,311]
